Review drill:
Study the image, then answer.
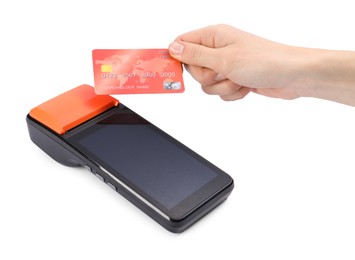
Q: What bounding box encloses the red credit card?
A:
[92,49,185,95]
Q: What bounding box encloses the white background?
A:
[1,0,355,259]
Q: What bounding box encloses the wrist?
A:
[289,47,355,106]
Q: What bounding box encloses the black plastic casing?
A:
[26,105,234,233]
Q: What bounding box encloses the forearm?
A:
[292,48,355,106]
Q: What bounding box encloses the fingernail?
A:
[169,41,184,55]
[214,73,226,81]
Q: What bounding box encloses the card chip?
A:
[101,64,113,73]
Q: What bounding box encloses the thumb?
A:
[169,41,219,70]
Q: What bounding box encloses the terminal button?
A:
[107,182,116,191]
[95,173,104,182]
